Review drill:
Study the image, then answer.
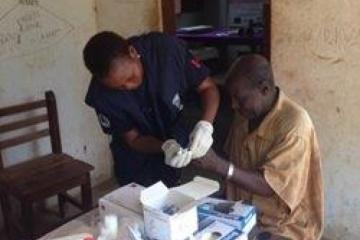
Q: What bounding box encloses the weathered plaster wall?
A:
[272,1,360,239]
[0,0,112,185]
[0,0,106,231]
[0,0,163,233]
[95,0,162,37]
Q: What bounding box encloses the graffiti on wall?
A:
[0,0,73,61]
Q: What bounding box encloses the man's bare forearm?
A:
[193,151,274,197]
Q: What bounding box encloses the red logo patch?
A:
[190,57,202,69]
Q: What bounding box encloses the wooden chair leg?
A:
[0,193,14,240]
[81,173,92,211]
[58,192,66,218]
[21,200,34,240]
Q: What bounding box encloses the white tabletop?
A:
[37,209,100,240]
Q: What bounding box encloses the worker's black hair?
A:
[83,31,130,79]
[225,54,275,90]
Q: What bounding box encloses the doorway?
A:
[162,0,271,75]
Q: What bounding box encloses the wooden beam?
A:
[0,115,48,134]
[45,91,62,154]
[0,100,46,117]
[0,129,50,149]
[59,192,82,210]
[263,0,271,61]
[161,0,176,34]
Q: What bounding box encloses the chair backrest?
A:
[0,91,62,169]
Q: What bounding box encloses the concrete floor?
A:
[0,177,119,240]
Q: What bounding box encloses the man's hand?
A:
[189,121,214,158]
[162,139,192,168]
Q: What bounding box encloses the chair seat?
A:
[0,153,94,201]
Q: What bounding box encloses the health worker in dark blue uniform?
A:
[83,31,220,187]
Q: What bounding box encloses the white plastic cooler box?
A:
[140,177,220,240]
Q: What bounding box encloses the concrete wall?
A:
[272,1,360,239]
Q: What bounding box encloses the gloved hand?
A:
[168,148,192,168]
[162,139,181,164]
[162,139,192,168]
[189,121,214,159]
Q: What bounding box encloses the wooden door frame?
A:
[161,0,271,60]
[263,0,271,61]
[161,0,176,34]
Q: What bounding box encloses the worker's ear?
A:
[128,46,140,59]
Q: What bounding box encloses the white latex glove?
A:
[189,121,214,159]
[168,148,192,168]
[162,139,182,164]
[162,140,192,168]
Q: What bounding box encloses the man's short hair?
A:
[83,31,129,78]
[225,54,275,90]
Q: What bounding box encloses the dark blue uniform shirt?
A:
[85,32,210,186]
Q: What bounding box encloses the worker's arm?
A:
[119,75,221,155]
[197,77,220,123]
[192,150,275,197]
[122,128,163,154]
[188,77,219,159]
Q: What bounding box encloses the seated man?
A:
[192,55,324,240]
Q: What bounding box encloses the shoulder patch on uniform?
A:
[98,113,111,129]
[190,57,202,69]
[172,93,184,110]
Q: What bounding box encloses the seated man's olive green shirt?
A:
[224,90,324,240]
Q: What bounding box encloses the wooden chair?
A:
[0,91,94,239]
